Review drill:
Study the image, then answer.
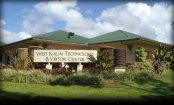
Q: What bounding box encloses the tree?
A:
[88,51,113,72]
[135,47,148,62]
[152,44,173,74]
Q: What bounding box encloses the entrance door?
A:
[114,49,126,67]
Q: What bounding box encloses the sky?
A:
[0,0,174,45]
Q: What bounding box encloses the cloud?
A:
[1,28,31,43]
[22,0,99,38]
[0,19,6,26]
[95,2,174,44]
[22,0,78,35]
[3,1,173,44]
[26,1,173,44]
[0,19,31,43]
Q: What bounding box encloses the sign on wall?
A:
[34,50,97,63]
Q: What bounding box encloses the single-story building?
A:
[0,30,173,70]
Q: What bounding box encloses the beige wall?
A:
[89,41,159,63]
[126,41,158,63]
[1,39,160,65]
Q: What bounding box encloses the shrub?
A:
[52,67,65,74]
[102,73,115,80]
[101,69,158,82]
[0,68,15,81]
[118,70,157,81]
[152,46,173,73]
[160,61,171,71]
[40,67,51,73]
[119,71,135,81]
[154,61,171,75]
[50,73,102,86]
[51,67,72,75]
[134,70,157,81]
[88,52,113,71]
[0,69,55,84]
[127,59,154,71]
[100,69,115,80]
[12,57,34,70]
[90,67,100,74]
[70,73,101,86]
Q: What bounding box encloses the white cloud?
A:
[0,19,6,25]
[22,16,54,35]
[9,1,173,44]
[94,2,174,44]
[0,19,32,43]
[22,0,78,35]
[1,28,31,44]
[22,0,99,38]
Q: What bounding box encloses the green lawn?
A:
[0,70,174,103]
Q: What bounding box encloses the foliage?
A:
[127,59,154,71]
[153,61,171,75]
[33,62,47,69]
[1,68,101,86]
[0,69,55,84]
[152,45,173,74]
[88,52,113,71]
[82,67,100,74]
[40,67,51,73]
[134,46,173,75]
[12,57,34,70]
[1,69,174,101]
[39,66,72,75]
[135,47,148,62]
[50,73,102,86]
[153,47,173,62]
[134,70,158,81]
[101,68,158,82]
[124,70,157,81]
[100,71,116,80]
[52,67,66,74]
[52,67,72,75]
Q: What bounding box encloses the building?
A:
[0,30,173,70]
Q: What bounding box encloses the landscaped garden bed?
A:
[0,70,173,103]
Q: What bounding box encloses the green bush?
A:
[152,46,173,74]
[0,68,159,85]
[50,73,102,86]
[101,73,115,80]
[0,69,55,84]
[88,51,113,71]
[12,57,34,70]
[134,70,157,81]
[0,68,15,81]
[127,59,154,71]
[101,69,158,82]
[120,71,135,81]
[153,61,171,75]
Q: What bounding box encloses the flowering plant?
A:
[53,67,66,74]
[40,67,50,73]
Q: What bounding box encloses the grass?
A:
[0,70,174,103]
